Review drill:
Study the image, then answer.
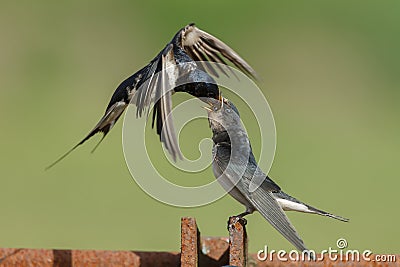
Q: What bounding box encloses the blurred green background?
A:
[1,0,399,254]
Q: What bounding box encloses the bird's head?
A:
[203,96,241,135]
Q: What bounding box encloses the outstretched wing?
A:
[179,24,258,80]
[48,24,258,168]
[150,44,182,161]
[46,100,128,170]
[46,60,159,169]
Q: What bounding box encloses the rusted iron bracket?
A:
[180,217,199,266]
[1,217,399,266]
[228,216,248,267]
[0,248,179,267]
[179,216,248,266]
[180,217,229,267]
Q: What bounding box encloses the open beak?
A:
[202,98,213,112]
[202,106,212,112]
[202,94,222,112]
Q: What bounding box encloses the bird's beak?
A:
[218,93,223,101]
[202,99,213,112]
[202,106,212,112]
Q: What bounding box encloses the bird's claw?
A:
[227,216,247,230]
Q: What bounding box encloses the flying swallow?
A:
[47,23,257,169]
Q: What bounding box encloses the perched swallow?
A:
[47,23,257,169]
[205,97,348,252]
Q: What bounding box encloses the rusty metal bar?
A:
[200,237,229,262]
[1,249,399,266]
[199,237,229,267]
[180,217,231,266]
[1,217,399,266]
[228,217,248,267]
[0,237,229,266]
[180,217,199,267]
[0,248,179,267]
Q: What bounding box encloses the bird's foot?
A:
[227,216,247,230]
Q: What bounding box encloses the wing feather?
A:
[213,146,307,252]
[135,56,161,117]
[191,44,219,77]
[181,25,258,80]
[157,45,182,160]
[196,41,230,77]
[245,184,308,252]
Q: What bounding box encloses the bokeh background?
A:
[1,0,399,254]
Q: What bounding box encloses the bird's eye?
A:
[213,106,219,111]
[226,108,231,113]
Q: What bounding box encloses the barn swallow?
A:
[47,23,257,169]
[205,97,348,252]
